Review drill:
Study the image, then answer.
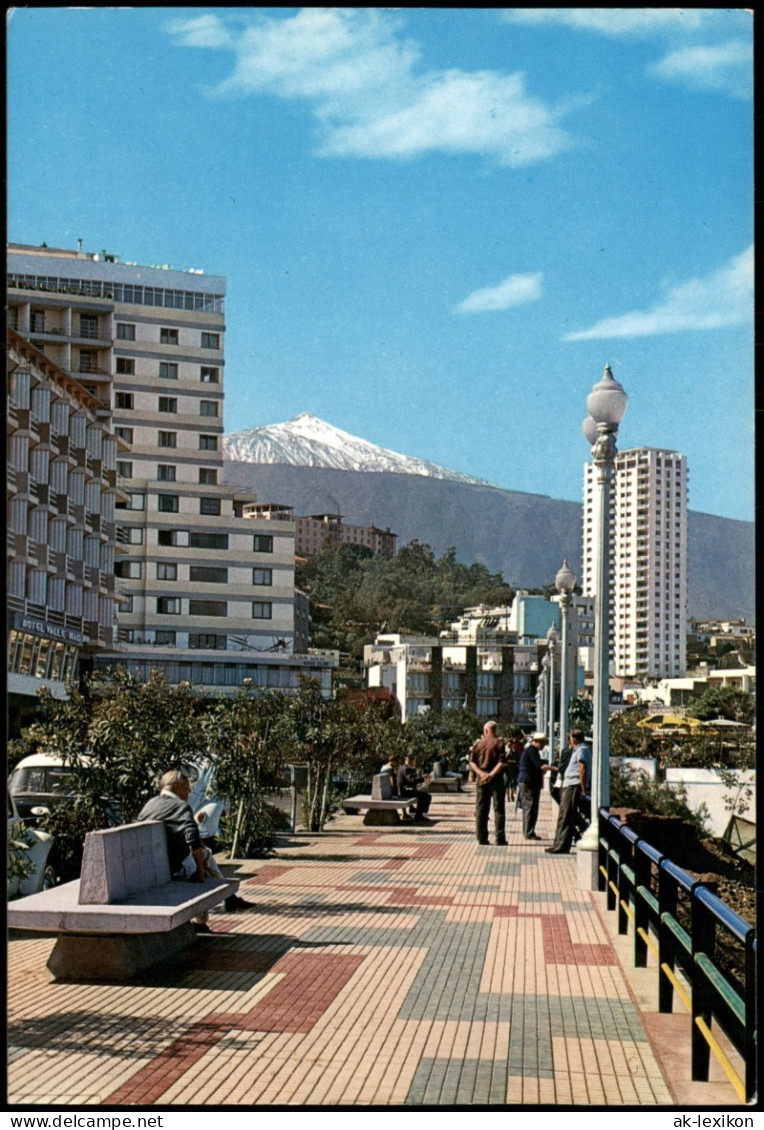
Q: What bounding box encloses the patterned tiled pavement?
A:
[7,787,742,1107]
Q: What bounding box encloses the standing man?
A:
[468,720,507,846]
[397,754,432,823]
[546,730,592,854]
[517,732,553,840]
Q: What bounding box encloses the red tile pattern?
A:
[105,1021,228,1105]
[105,952,365,1104]
[541,914,617,966]
[242,866,291,885]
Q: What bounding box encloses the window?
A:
[157,597,181,615]
[116,357,135,375]
[116,492,145,511]
[79,350,99,373]
[115,426,133,444]
[157,562,178,581]
[190,566,228,584]
[253,568,272,586]
[159,362,178,380]
[115,561,143,579]
[115,392,134,410]
[155,630,176,645]
[252,601,273,619]
[122,595,133,613]
[158,396,177,413]
[158,529,189,547]
[199,434,218,451]
[199,400,219,417]
[160,327,179,345]
[201,332,220,349]
[125,527,144,545]
[116,460,133,478]
[199,468,217,485]
[116,323,136,341]
[200,366,219,383]
[79,314,99,339]
[158,431,177,448]
[253,534,273,553]
[157,464,176,482]
[188,599,227,617]
[30,311,46,333]
[200,497,221,516]
[189,633,226,649]
[157,494,179,513]
[189,531,228,550]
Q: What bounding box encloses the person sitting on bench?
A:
[397,754,432,823]
[138,770,253,928]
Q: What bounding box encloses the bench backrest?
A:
[78,820,171,905]
[371,773,394,801]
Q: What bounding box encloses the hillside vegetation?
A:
[297,541,515,660]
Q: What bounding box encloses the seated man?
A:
[137,770,252,929]
[435,751,461,779]
[397,754,432,823]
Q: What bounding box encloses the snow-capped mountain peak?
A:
[223,413,490,485]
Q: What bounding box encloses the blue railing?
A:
[598,808,757,1103]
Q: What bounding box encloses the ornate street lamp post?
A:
[546,624,560,763]
[539,653,550,738]
[555,559,577,755]
[578,364,628,889]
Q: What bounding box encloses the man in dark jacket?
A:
[397,754,432,822]
[517,732,552,840]
[468,720,507,846]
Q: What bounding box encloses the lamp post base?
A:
[576,842,600,890]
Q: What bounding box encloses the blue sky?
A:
[7,8,753,521]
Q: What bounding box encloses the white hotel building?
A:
[7,243,334,697]
[582,446,688,680]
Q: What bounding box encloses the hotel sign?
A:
[12,614,83,647]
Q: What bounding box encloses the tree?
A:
[23,667,209,876]
[568,695,593,734]
[203,684,289,857]
[686,686,754,724]
[404,708,482,769]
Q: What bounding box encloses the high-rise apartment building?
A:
[7,243,335,697]
[7,328,123,706]
[582,447,688,679]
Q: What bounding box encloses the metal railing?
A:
[598,809,757,1102]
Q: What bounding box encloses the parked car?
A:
[8,752,85,827]
[7,790,58,897]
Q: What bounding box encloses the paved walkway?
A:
[7,787,741,1108]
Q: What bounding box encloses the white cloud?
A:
[564,247,752,341]
[167,15,233,50]
[456,272,543,314]
[503,8,751,99]
[168,9,575,166]
[649,40,752,99]
[503,9,708,36]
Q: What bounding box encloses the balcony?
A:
[31,482,50,507]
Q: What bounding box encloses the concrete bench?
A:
[343,774,417,825]
[7,820,239,981]
[427,762,462,793]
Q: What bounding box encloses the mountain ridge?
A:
[222,461,755,623]
[223,412,495,487]
[222,414,754,622]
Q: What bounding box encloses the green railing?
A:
[598,809,757,1103]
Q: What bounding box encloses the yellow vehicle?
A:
[636,712,702,734]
